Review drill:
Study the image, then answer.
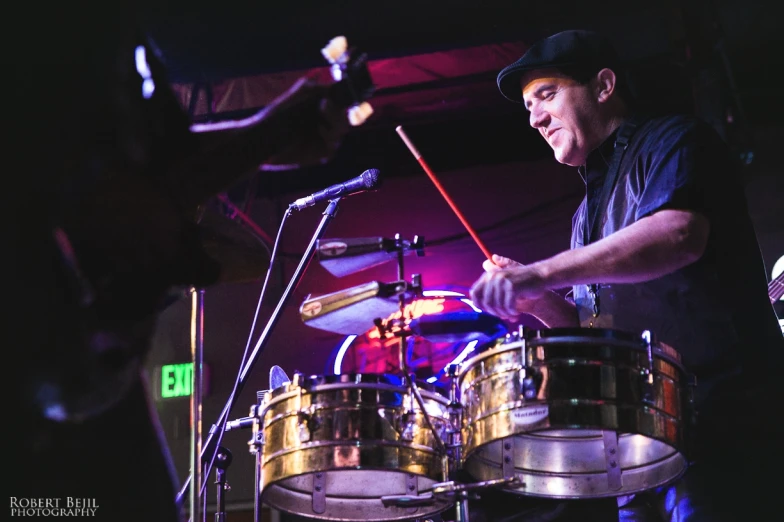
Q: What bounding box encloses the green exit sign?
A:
[156,363,210,400]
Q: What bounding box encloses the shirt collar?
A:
[582,128,620,183]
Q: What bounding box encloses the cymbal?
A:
[300,280,414,335]
[409,311,507,345]
[316,236,425,278]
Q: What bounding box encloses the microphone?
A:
[289,169,381,211]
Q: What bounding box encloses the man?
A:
[469,30,783,521]
[10,3,359,521]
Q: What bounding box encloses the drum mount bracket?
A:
[380,477,521,508]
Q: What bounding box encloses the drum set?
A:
[237,234,697,522]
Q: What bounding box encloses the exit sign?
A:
[154,363,210,400]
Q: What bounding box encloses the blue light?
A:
[134,45,155,99]
[448,340,479,366]
[333,335,357,375]
[460,298,481,313]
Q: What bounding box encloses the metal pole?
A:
[189,288,205,522]
[455,498,470,522]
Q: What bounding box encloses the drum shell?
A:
[459,328,694,498]
[258,373,453,521]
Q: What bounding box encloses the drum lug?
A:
[398,411,417,441]
[520,370,537,400]
[602,430,623,491]
[297,412,317,442]
[312,471,326,514]
[248,404,264,454]
[248,424,264,455]
[501,437,515,479]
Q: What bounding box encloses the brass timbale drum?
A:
[459,327,694,498]
[255,373,454,521]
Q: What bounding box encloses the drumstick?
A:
[396,125,494,262]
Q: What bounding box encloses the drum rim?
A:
[270,372,440,393]
[262,372,449,415]
[459,327,684,377]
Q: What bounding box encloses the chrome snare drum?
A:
[459,327,693,498]
[254,373,453,521]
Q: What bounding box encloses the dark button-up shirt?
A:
[570,114,783,400]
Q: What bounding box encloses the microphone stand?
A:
[176,198,343,515]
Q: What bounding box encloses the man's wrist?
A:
[530,260,556,290]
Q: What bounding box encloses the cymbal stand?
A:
[395,235,448,458]
[374,235,448,458]
[177,198,343,514]
[377,341,520,521]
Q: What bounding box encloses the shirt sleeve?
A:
[635,116,732,221]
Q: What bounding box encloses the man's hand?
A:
[483,253,522,272]
[471,254,549,320]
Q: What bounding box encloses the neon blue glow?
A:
[333,335,357,375]
[422,290,465,297]
[448,340,479,366]
[426,376,438,383]
[460,298,481,312]
[134,45,155,99]
[664,485,677,513]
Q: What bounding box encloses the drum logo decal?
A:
[511,406,549,426]
[318,241,348,256]
[301,301,323,317]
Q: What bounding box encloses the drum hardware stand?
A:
[384,362,522,522]
[214,446,233,522]
[381,477,520,520]
[444,364,464,474]
[177,198,344,515]
[373,236,447,455]
[251,390,267,522]
[445,364,469,520]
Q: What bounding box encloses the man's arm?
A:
[471,209,709,319]
[533,208,709,288]
[520,291,580,327]
[480,254,579,326]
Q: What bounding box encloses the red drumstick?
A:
[396,125,493,262]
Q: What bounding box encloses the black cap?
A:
[497,30,622,103]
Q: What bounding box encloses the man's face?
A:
[521,69,600,166]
